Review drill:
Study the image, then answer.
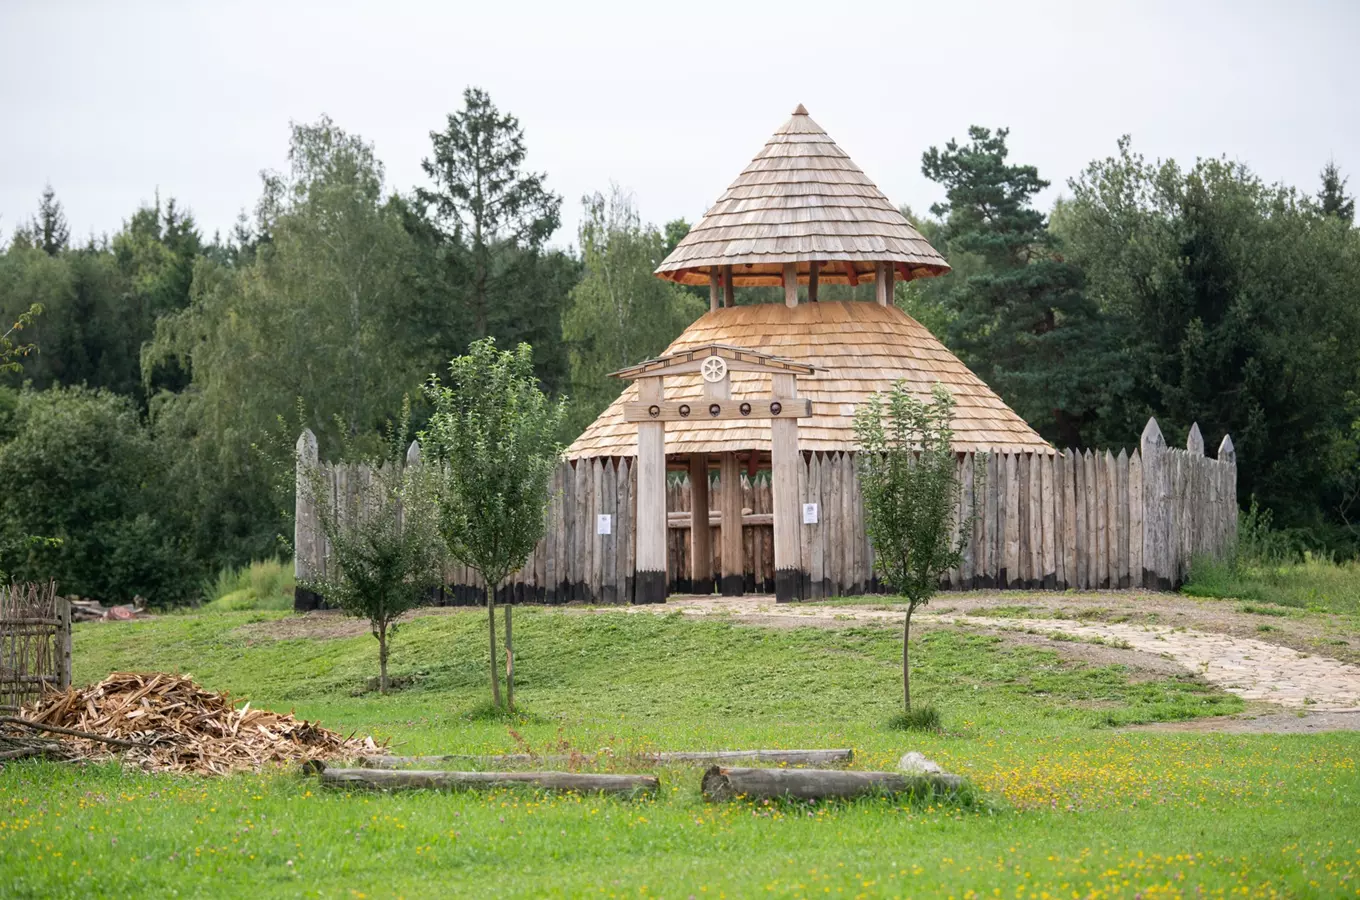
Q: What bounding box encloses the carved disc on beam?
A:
[623,398,813,423]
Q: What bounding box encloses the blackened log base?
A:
[634,570,667,605]
[775,568,804,603]
[293,587,327,612]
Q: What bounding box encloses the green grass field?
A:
[2,607,1358,898]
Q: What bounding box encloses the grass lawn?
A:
[1184,555,1360,617]
[2,607,1358,898]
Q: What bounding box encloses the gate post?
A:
[635,376,668,604]
[772,372,804,602]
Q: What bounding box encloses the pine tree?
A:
[1319,160,1355,225]
[33,184,69,256]
[922,127,1112,446]
[417,88,562,339]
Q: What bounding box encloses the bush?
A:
[0,386,195,604]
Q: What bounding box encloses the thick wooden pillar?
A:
[723,265,734,308]
[689,453,713,594]
[720,452,743,596]
[783,262,798,308]
[808,262,819,303]
[771,372,803,602]
[875,262,890,306]
[708,269,720,313]
[635,377,667,604]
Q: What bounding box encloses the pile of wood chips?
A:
[17,672,377,774]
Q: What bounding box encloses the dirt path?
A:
[630,596,1360,714]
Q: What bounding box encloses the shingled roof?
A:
[655,105,951,288]
[565,302,1050,459]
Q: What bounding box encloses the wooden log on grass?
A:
[314,765,658,797]
[701,766,966,802]
[358,748,854,769]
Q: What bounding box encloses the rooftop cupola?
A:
[655,104,950,307]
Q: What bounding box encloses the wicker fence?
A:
[295,417,1236,607]
[0,582,72,714]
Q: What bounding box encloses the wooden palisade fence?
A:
[0,582,72,714]
[295,418,1236,607]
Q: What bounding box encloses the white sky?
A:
[1,0,1356,248]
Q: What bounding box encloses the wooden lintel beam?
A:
[623,398,813,423]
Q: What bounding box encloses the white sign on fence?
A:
[802,503,819,525]
[596,514,613,535]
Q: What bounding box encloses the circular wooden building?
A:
[567,105,1049,604]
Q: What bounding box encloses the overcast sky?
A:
[1,0,1355,248]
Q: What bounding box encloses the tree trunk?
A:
[487,595,501,708]
[903,603,914,713]
[701,766,964,802]
[504,602,514,712]
[378,622,389,695]
[314,766,658,797]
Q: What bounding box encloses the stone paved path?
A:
[626,596,1360,712]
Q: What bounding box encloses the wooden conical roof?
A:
[566,302,1049,459]
[655,105,950,287]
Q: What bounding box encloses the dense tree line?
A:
[1,92,1357,603]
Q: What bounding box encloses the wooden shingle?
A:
[566,302,1050,459]
[655,105,950,286]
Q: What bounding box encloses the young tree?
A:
[300,424,444,694]
[418,87,562,340]
[855,382,973,715]
[422,338,565,711]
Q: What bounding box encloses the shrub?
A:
[300,423,444,694]
[0,385,194,604]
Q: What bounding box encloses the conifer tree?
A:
[922,127,1112,446]
[1319,160,1355,225]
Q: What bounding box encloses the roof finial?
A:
[792,103,808,116]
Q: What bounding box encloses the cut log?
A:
[650,748,851,766]
[701,766,966,802]
[314,765,658,797]
[357,748,854,769]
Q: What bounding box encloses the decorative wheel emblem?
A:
[678,404,691,418]
[708,403,722,417]
[769,401,783,416]
[739,402,751,416]
[648,405,661,418]
[700,355,728,384]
